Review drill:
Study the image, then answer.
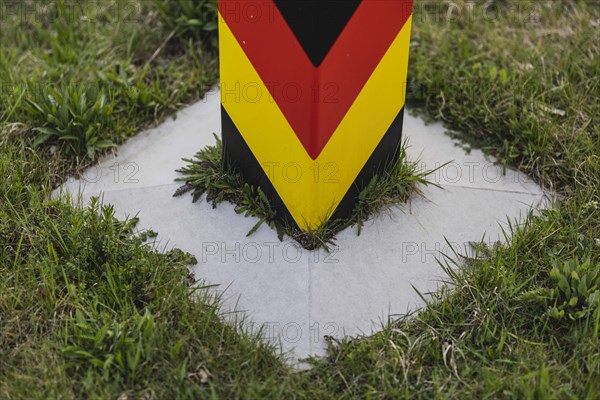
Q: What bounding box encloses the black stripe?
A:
[330,108,405,221]
[221,105,296,225]
[273,0,362,67]
[221,106,405,230]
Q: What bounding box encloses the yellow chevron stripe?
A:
[220,14,412,230]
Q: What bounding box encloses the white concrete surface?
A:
[58,88,549,365]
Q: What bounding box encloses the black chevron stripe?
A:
[221,105,405,230]
[330,108,405,222]
[273,0,362,67]
[221,105,296,225]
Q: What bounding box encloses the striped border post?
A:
[219,0,414,231]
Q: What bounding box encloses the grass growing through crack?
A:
[174,135,434,250]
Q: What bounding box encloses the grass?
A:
[174,135,433,250]
[296,1,600,397]
[0,0,599,398]
[407,0,599,195]
[0,0,217,178]
[0,134,285,399]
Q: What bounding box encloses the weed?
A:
[175,137,433,250]
[524,257,600,321]
[22,83,116,159]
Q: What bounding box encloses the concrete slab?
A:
[406,113,543,195]
[308,184,547,355]
[57,88,549,365]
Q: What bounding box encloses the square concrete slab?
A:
[57,88,549,365]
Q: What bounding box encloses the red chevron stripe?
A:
[219,0,413,159]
